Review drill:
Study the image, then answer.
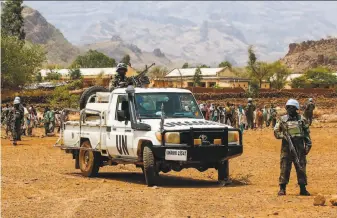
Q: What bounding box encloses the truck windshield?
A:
[135,93,203,119]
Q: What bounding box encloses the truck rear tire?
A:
[79,140,101,177]
[143,146,157,186]
[79,86,108,109]
[218,160,229,182]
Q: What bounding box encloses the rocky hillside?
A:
[281,38,337,73]
[80,37,173,68]
[22,6,80,66]
[22,6,174,68]
[81,18,247,67]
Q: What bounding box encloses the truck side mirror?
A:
[117,110,125,121]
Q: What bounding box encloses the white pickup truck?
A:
[56,86,243,186]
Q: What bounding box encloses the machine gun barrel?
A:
[135,63,155,79]
[129,63,155,87]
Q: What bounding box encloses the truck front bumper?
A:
[151,143,242,162]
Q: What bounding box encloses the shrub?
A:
[49,86,79,109]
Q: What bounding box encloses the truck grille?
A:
[180,130,225,145]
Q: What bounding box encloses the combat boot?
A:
[299,184,310,196]
[278,184,286,196]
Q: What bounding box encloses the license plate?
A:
[165,149,187,161]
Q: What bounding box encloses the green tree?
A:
[218,60,232,69]
[69,68,82,80]
[66,79,83,90]
[291,67,337,88]
[44,64,61,81]
[1,36,46,89]
[149,66,168,79]
[45,72,61,81]
[95,71,105,86]
[199,64,210,68]
[248,80,260,97]
[182,62,189,68]
[70,50,116,68]
[246,45,271,88]
[193,67,203,87]
[268,61,290,90]
[49,86,79,109]
[1,0,25,41]
[121,54,131,65]
[35,72,42,82]
[148,66,169,87]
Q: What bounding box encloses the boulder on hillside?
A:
[153,48,165,57]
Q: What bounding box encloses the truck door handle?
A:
[113,128,117,131]
[125,129,131,132]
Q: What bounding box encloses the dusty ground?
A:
[1,125,337,218]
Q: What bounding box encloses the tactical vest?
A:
[281,115,304,137]
[306,103,315,112]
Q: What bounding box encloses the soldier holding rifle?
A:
[274,99,312,196]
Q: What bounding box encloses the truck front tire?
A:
[143,146,157,186]
[79,140,101,177]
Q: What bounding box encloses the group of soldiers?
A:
[199,97,316,131]
[199,98,279,133]
[1,97,63,145]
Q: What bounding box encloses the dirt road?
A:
[2,127,337,218]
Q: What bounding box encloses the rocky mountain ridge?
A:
[281,38,337,72]
[22,6,80,66]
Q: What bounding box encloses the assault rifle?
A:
[279,121,304,173]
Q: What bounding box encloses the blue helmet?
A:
[286,99,299,110]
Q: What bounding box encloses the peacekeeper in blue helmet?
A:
[274,99,312,196]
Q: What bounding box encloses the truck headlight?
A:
[155,132,180,144]
[228,132,240,143]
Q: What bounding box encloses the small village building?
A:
[152,67,258,89]
[39,66,136,87]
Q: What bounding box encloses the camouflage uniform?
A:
[304,102,315,126]
[246,103,256,129]
[269,106,277,128]
[274,114,312,185]
[109,74,129,91]
[8,105,23,142]
[49,109,56,133]
[43,109,50,136]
